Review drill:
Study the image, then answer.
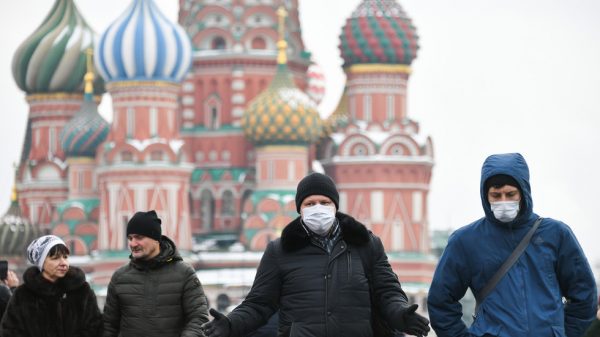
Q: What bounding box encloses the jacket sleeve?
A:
[0,287,26,337]
[102,274,121,337]
[557,224,598,337]
[427,232,472,337]
[228,241,280,337]
[180,264,209,337]
[367,235,409,322]
[79,284,104,337]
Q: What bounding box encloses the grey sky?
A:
[1,0,599,270]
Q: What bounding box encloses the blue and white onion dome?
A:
[95,0,192,83]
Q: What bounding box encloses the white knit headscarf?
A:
[26,235,66,271]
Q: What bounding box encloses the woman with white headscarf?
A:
[0,235,102,337]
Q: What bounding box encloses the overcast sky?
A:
[1,0,600,269]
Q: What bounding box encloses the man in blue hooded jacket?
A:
[428,153,597,337]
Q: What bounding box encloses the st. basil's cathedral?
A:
[1,0,436,306]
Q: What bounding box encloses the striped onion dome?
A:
[242,63,323,146]
[0,186,39,256]
[12,0,104,94]
[60,96,109,158]
[339,0,419,67]
[95,0,192,83]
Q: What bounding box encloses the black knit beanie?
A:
[485,174,522,194]
[127,210,162,241]
[295,173,339,213]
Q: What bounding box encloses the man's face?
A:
[128,234,160,260]
[300,195,335,216]
[487,185,521,203]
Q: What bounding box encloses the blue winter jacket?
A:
[428,153,597,337]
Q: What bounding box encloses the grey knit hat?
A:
[27,235,67,271]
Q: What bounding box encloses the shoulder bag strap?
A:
[474,217,543,316]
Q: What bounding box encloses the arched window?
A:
[221,190,235,216]
[200,190,215,231]
[211,36,226,50]
[211,106,219,129]
[251,37,266,50]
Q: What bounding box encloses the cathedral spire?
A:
[276,6,288,65]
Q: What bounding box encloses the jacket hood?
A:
[129,235,183,270]
[480,153,534,227]
[281,212,370,252]
[23,265,87,297]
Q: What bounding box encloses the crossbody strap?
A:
[474,217,543,316]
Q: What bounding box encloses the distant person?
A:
[0,235,102,337]
[102,210,209,337]
[428,153,597,336]
[0,260,19,318]
[201,172,430,337]
[583,296,600,337]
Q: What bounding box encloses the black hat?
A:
[485,174,521,193]
[295,173,339,213]
[127,210,162,241]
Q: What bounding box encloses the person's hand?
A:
[201,308,231,337]
[5,270,19,288]
[400,304,430,337]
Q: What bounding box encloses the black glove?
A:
[201,308,231,337]
[400,304,430,337]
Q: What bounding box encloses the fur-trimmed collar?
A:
[23,266,86,297]
[281,212,370,252]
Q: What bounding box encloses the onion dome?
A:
[12,0,104,94]
[0,183,39,256]
[241,7,323,146]
[95,0,192,83]
[339,0,419,67]
[61,50,110,157]
[307,62,326,105]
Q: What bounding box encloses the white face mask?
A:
[301,204,336,236]
[490,201,520,222]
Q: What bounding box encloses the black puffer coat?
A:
[228,212,409,337]
[0,266,102,337]
[102,236,208,337]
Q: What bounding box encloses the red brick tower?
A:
[11,0,103,231]
[318,0,436,289]
[94,0,194,250]
[239,6,323,251]
[177,0,311,236]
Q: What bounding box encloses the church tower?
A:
[318,0,436,286]
[239,7,322,250]
[95,0,194,250]
[11,0,102,231]
[177,0,311,235]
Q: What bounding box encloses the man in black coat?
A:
[202,173,430,337]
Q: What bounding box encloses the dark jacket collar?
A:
[23,266,86,297]
[130,235,183,270]
[281,212,370,252]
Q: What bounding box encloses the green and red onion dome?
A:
[339,0,419,67]
[12,0,104,94]
[242,64,323,146]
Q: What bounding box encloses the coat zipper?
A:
[347,250,352,282]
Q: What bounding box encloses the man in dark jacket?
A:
[428,153,597,337]
[102,210,209,337]
[201,173,430,337]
